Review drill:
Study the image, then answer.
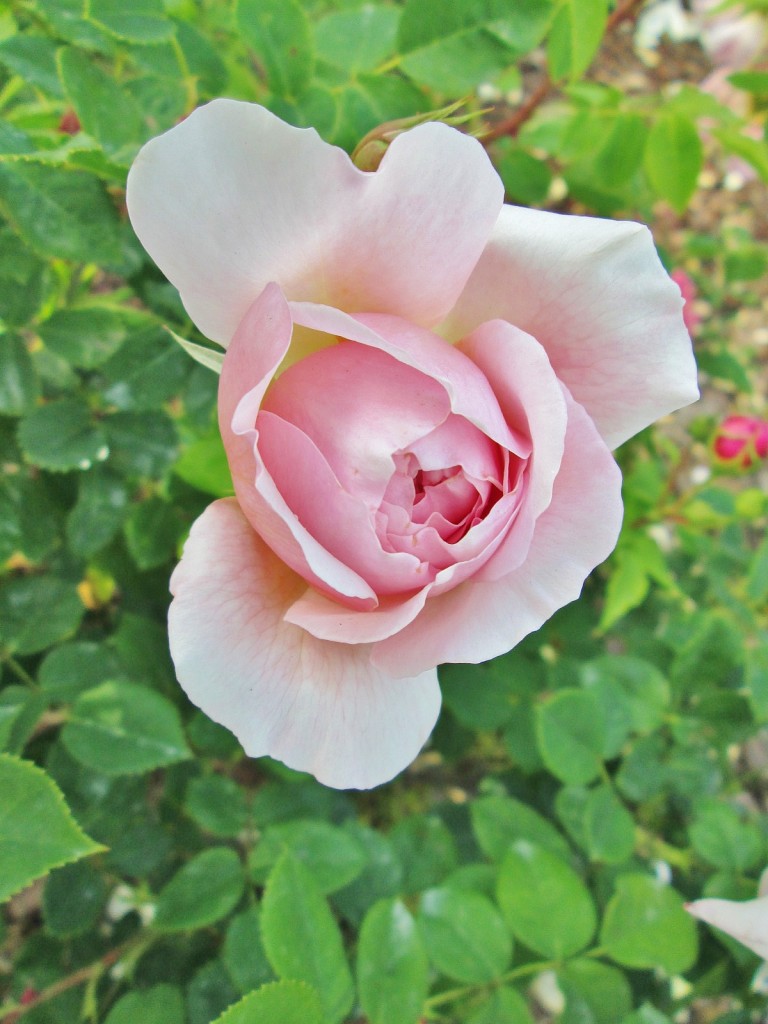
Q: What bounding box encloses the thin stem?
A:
[4,657,38,690]
[482,0,647,144]
[0,936,150,1024]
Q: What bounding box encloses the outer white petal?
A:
[127,99,503,344]
[443,205,699,449]
[168,499,441,790]
[687,894,768,961]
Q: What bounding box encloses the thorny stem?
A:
[0,936,151,1023]
[482,0,647,144]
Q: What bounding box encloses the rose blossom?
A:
[126,100,698,789]
[712,414,768,469]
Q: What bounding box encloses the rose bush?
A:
[127,99,698,789]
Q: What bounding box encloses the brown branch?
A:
[0,940,135,1023]
[482,0,648,145]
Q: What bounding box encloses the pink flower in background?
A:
[712,415,768,469]
[127,100,698,789]
[671,269,701,334]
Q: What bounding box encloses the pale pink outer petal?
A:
[371,389,624,676]
[219,283,376,606]
[126,99,504,345]
[687,896,768,960]
[168,499,441,790]
[443,205,699,449]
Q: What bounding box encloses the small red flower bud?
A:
[712,414,768,469]
[58,109,81,136]
[20,988,39,1005]
[671,269,700,334]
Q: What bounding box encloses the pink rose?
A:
[712,414,768,469]
[126,100,698,789]
[670,269,701,334]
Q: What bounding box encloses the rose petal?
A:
[220,283,376,605]
[687,895,768,960]
[372,388,623,675]
[263,340,451,509]
[258,411,432,595]
[169,499,441,789]
[444,205,699,449]
[127,99,504,345]
[289,302,529,456]
[285,586,430,644]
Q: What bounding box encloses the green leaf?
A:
[0,34,63,95]
[497,841,596,958]
[439,661,517,731]
[236,0,314,100]
[211,981,324,1024]
[18,398,108,472]
[104,985,185,1024]
[400,24,512,94]
[470,794,572,862]
[0,334,38,416]
[61,681,191,775]
[67,469,130,557]
[390,814,457,894]
[154,847,245,931]
[187,959,238,1024]
[175,430,233,497]
[124,496,181,570]
[601,874,697,973]
[332,823,404,927]
[261,852,354,1024]
[689,800,764,872]
[418,886,512,983]
[0,164,125,266]
[223,906,274,994]
[356,898,428,1024]
[593,114,648,187]
[584,785,635,864]
[547,0,609,81]
[644,114,702,213]
[466,986,534,1024]
[39,641,125,702]
[39,308,129,368]
[105,410,179,479]
[250,819,367,894]
[495,145,552,205]
[87,0,175,43]
[536,688,605,785]
[316,7,400,73]
[42,859,107,937]
[558,959,632,1024]
[580,656,669,738]
[599,545,650,631]
[186,775,250,838]
[0,754,104,903]
[100,326,189,410]
[746,645,768,722]
[58,47,143,158]
[713,128,768,182]
[0,576,84,656]
[398,0,550,93]
[0,224,47,328]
